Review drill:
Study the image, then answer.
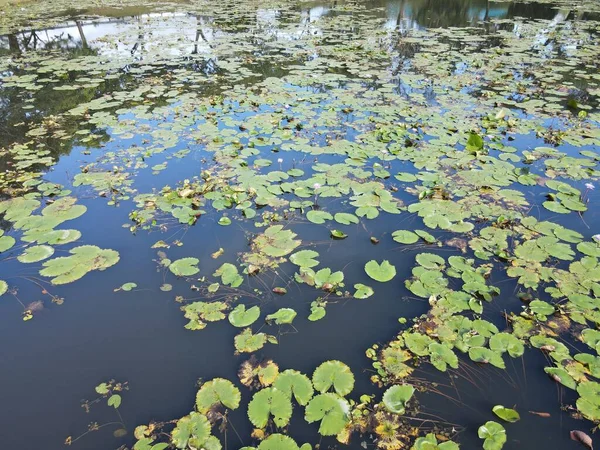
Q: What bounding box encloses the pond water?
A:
[1,0,600,449]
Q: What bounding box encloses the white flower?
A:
[313,183,321,190]
[277,158,283,163]
[586,183,595,190]
[593,234,600,243]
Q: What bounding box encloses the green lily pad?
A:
[307,210,333,224]
[312,360,354,396]
[364,260,396,282]
[196,378,241,413]
[492,405,520,423]
[169,257,199,276]
[273,370,314,406]
[478,421,506,450]
[289,250,319,268]
[248,387,292,428]
[266,308,297,325]
[234,328,268,353]
[392,230,419,244]
[228,305,261,328]
[382,384,415,414]
[305,393,349,436]
[353,283,374,299]
[17,245,54,263]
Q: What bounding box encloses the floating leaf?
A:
[234,328,268,353]
[478,421,506,450]
[40,245,119,285]
[248,388,292,428]
[307,210,333,224]
[108,395,121,408]
[118,282,137,292]
[330,229,347,239]
[334,213,359,225]
[169,257,199,276]
[492,405,520,423]
[196,378,241,413]
[0,280,7,296]
[364,260,396,282]
[0,235,16,253]
[273,370,314,406]
[305,393,349,436]
[229,305,260,328]
[289,250,319,268]
[382,384,415,414]
[171,412,211,449]
[392,230,419,244]
[214,263,243,287]
[312,360,354,396]
[18,245,54,263]
[353,283,374,299]
[412,434,460,450]
[266,308,297,325]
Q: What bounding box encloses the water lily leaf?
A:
[412,433,460,449]
[415,229,437,244]
[577,381,600,420]
[334,213,359,225]
[543,201,570,214]
[0,235,16,253]
[489,333,525,357]
[196,378,241,413]
[364,260,396,282]
[578,242,600,257]
[273,370,314,406]
[108,394,121,408]
[392,230,419,244]
[41,197,86,221]
[312,360,354,396]
[0,281,7,296]
[234,328,268,353]
[266,308,297,325]
[214,263,243,287]
[248,387,292,428]
[171,412,211,449]
[169,257,199,276]
[492,405,520,423]
[382,384,415,414]
[40,245,119,285]
[218,217,231,226]
[545,367,577,390]
[305,393,349,436]
[466,132,484,152]
[529,300,555,319]
[257,434,306,450]
[353,283,374,299]
[330,229,347,239]
[308,305,326,321]
[468,347,505,369]
[395,172,417,182]
[287,169,304,177]
[307,210,333,224]
[429,343,459,371]
[404,333,433,356]
[119,282,137,292]
[229,305,260,327]
[415,253,445,269]
[289,250,319,268]
[18,245,54,263]
[478,421,506,450]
